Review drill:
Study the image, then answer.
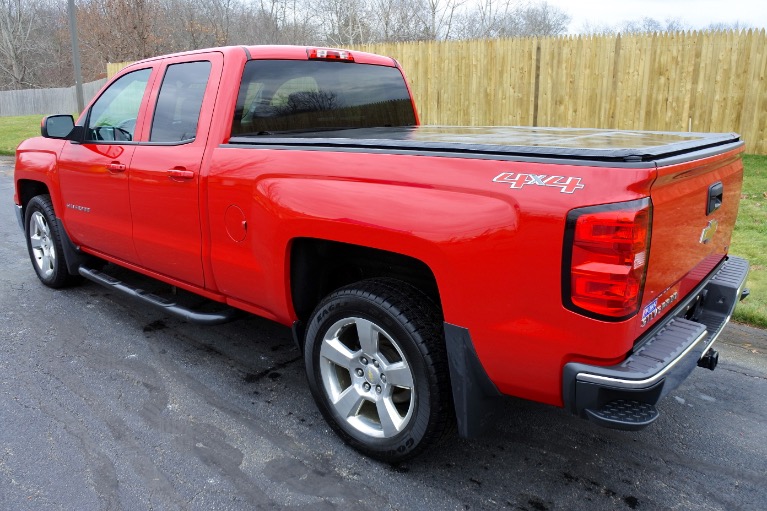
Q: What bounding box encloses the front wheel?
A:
[304,279,453,462]
[24,195,77,288]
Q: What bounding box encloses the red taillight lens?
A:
[564,199,651,320]
[307,48,354,62]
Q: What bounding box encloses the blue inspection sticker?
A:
[642,299,658,320]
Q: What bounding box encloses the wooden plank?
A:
[745,30,767,153]
[726,31,748,135]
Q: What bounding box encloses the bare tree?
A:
[209,0,236,45]
[580,16,688,35]
[370,0,424,42]
[456,0,569,39]
[620,17,686,34]
[0,0,45,89]
[77,0,166,67]
[455,0,519,39]
[578,20,615,36]
[517,1,570,36]
[240,0,319,45]
[162,0,219,50]
[416,0,463,40]
[37,3,75,88]
[319,0,376,45]
[706,20,752,31]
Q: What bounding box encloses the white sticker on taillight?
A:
[634,251,646,269]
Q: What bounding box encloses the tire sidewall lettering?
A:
[315,300,349,324]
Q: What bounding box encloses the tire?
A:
[304,278,454,462]
[24,195,77,288]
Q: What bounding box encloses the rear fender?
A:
[267,178,515,435]
[260,175,519,285]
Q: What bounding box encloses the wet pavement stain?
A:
[143,319,168,332]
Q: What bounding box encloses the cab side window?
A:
[150,61,212,143]
[86,68,151,142]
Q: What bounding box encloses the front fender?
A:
[14,137,66,215]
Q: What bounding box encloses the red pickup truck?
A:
[13,45,750,462]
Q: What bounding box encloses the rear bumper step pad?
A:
[562,255,749,430]
[585,400,659,431]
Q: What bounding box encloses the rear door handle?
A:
[167,169,195,179]
[107,162,126,172]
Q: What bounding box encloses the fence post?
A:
[533,40,542,128]
[608,34,622,129]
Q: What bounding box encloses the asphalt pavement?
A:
[1,156,766,510]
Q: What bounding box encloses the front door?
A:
[58,68,154,263]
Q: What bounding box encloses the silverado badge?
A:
[641,284,680,327]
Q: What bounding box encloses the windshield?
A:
[231,60,416,135]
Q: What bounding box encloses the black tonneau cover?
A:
[227,126,742,165]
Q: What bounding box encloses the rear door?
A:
[128,54,223,287]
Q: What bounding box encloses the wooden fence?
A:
[358,31,767,154]
[0,79,106,116]
[108,30,767,154]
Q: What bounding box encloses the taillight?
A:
[563,198,652,321]
[307,48,355,62]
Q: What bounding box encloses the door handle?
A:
[107,162,126,172]
[707,182,723,215]
[167,169,195,180]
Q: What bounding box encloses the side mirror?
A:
[41,115,85,143]
[41,115,75,138]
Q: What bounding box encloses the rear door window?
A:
[232,60,416,135]
[150,61,212,142]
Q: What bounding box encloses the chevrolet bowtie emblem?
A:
[700,219,718,244]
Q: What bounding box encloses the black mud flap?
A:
[444,323,503,438]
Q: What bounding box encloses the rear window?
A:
[231,60,416,135]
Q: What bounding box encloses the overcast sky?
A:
[545,0,767,33]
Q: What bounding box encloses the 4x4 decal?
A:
[493,172,585,194]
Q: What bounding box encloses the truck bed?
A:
[228,126,742,165]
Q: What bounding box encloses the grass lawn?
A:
[731,154,767,328]
[0,115,42,155]
[0,114,764,327]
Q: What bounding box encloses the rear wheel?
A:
[304,279,453,462]
[24,195,77,288]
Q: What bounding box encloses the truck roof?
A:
[122,45,398,69]
[243,46,398,66]
[228,126,743,167]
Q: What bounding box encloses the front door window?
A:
[86,68,151,142]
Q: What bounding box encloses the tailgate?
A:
[639,147,744,331]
